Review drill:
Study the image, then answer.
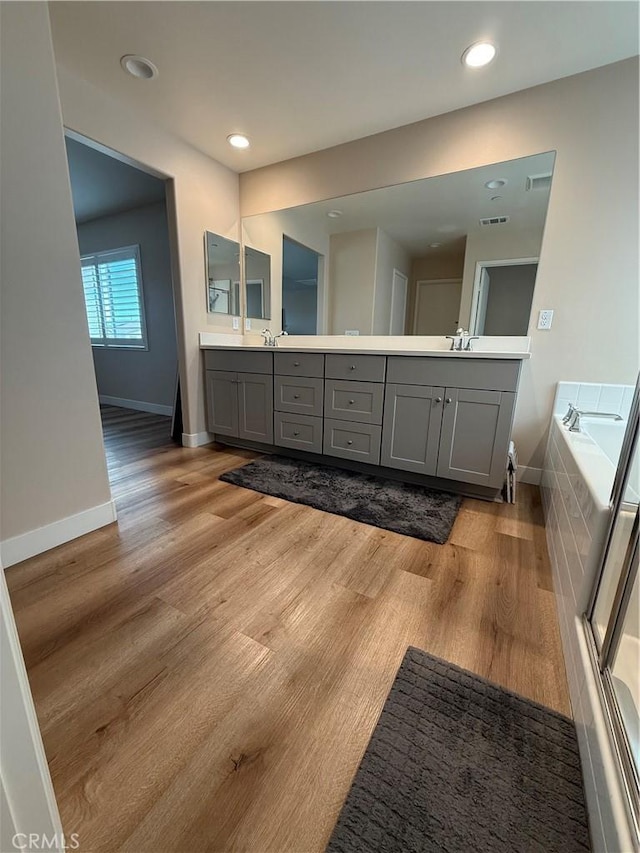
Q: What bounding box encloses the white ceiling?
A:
[247,152,555,256]
[65,136,166,223]
[49,2,639,173]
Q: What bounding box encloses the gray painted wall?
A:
[77,201,178,410]
[283,278,318,334]
[483,264,537,336]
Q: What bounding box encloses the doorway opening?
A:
[470,258,538,336]
[64,132,182,484]
[282,236,321,334]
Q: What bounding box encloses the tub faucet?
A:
[566,409,623,432]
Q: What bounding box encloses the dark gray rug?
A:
[219,456,461,544]
[327,647,591,853]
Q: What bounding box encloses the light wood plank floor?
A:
[6,406,570,853]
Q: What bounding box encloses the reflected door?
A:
[473,267,490,334]
[413,279,462,335]
[389,270,408,334]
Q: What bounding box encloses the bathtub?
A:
[542,381,637,852]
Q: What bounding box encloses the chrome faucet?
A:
[261,329,288,347]
[446,329,480,351]
[566,408,623,432]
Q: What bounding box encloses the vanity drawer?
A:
[386,356,520,392]
[274,412,322,454]
[324,380,384,425]
[323,418,381,465]
[274,376,323,417]
[325,353,386,383]
[274,351,324,378]
[204,349,273,375]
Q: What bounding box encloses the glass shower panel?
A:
[610,568,640,778]
[593,437,640,648]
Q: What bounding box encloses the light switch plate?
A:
[537,309,554,330]
[232,317,240,330]
[344,329,360,336]
[244,318,251,331]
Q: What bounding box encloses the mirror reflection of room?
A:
[282,236,320,334]
[242,152,554,337]
[244,246,272,320]
[205,232,240,316]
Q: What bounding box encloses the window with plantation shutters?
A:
[80,245,147,348]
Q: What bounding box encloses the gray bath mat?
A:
[219,456,461,544]
[327,647,591,853]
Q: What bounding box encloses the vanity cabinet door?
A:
[437,388,515,487]
[381,384,444,475]
[237,373,274,444]
[206,371,239,437]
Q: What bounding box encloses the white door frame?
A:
[389,269,408,334]
[469,257,539,335]
[413,278,463,334]
[1,566,65,853]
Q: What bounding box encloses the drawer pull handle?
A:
[293,394,300,399]
[293,361,300,367]
[347,440,354,445]
[446,397,452,404]
[435,396,442,403]
[294,431,300,436]
[349,365,356,370]
[348,399,355,405]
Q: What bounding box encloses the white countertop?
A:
[199,333,531,360]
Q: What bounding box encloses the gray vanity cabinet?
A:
[206,370,273,444]
[237,373,274,444]
[204,347,522,499]
[436,388,516,487]
[381,384,444,475]
[206,371,239,437]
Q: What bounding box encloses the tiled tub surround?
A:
[542,382,636,852]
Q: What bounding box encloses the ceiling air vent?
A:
[479,215,509,226]
[525,172,553,191]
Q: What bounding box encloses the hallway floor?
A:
[6,409,570,853]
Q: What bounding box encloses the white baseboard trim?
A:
[181,431,214,448]
[99,395,173,417]
[518,465,542,485]
[1,500,117,569]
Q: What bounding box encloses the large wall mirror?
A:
[242,152,555,336]
[205,232,240,316]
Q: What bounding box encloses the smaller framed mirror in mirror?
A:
[244,246,271,320]
[205,232,240,316]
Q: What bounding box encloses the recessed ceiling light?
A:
[462,42,497,69]
[327,210,343,218]
[227,133,250,149]
[120,55,158,80]
[485,178,507,189]
[429,242,442,248]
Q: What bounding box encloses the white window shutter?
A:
[80,245,147,348]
